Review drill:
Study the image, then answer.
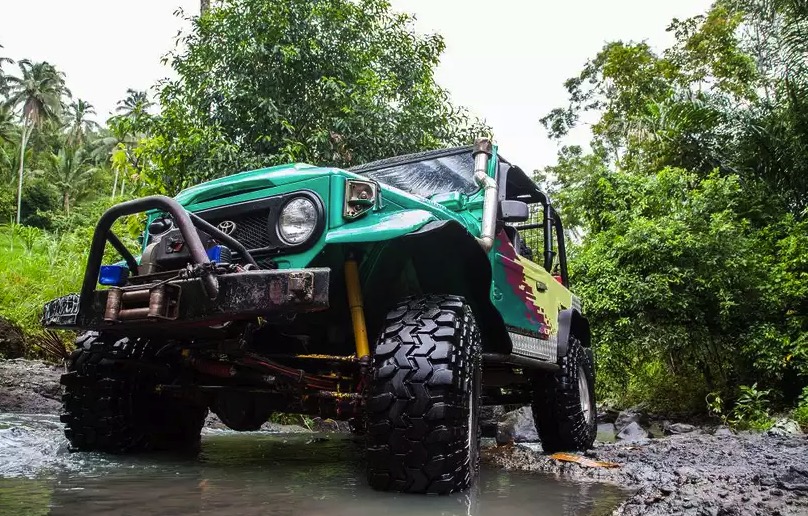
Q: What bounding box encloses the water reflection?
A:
[0,415,626,515]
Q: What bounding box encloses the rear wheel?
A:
[530,335,596,452]
[61,332,207,453]
[366,295,481,494]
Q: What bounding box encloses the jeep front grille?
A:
[208,209,272,250]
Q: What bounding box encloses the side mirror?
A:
[499,200,529,223]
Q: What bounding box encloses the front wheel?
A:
[61,332,208,453]
[531,335,596,452]
[366,295,481,494]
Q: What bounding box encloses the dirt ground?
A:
[483,432,808,515]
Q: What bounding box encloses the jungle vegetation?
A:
[0,0,806,423]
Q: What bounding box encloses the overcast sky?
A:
[0,0,711,172]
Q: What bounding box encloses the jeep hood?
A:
[175,163,330,206]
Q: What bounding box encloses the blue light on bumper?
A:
[206,245,232,264]
[99,265,129,286]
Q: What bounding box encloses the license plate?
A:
[42,293,81,327]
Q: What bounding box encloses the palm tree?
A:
[0,104,16,143]
[201,0,210,15]
[0,105,18,185]
[115,89,153,120]
[5,60,66,224]
[66,99,100,146]
[39,147,96,215]
[0,44,14,96]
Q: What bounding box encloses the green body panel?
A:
[170,159,576,344]
[174,164,477,270]
[489,232,573,339]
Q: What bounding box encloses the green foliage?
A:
[707,384,774,430]
[792,387,808,430]
[0,225,85,332]
[543,2,808,414]
[731,384,774,430]
[137,0,488,194]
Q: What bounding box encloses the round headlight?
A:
[277,197,318,245]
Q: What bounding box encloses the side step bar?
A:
[483,352,560,373]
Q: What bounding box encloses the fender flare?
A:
[401,219,510,353]
[557,308,591,357]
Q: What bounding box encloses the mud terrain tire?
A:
[61,332,207,453]
[366,295,481,494]
[531,335,596,452]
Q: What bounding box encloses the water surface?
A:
[0,414,627,515]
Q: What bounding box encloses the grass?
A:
[0,223,140,361]
[0,226,85,332]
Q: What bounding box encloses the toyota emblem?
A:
[217,220,237,235]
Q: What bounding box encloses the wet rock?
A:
[596,400,619,423]
[480,405,505,438]
[664,422,697,435]
[768,418,803,436]
[777,466,808,492]
[485,429,808,516]
[0,359,62,414]
[204,412,229,430]
[713,426,735,436]
[496,406,539,444]
[0,318,25,359]
[311,417,350,433]
[616,421,650,442]
[614,408,648,433]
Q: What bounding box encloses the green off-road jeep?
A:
[43,138,595,494]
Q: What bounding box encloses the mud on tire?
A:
[366,295,481,494]
[61,332,207,453]
[531,335,596,453]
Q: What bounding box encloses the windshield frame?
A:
[349,146,482,198]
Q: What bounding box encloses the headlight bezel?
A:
[276,195,319,246]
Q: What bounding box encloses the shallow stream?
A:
[0,414,627,515]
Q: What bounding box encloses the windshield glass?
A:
[357,153,478,198]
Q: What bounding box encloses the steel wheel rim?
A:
[578,365,593,424]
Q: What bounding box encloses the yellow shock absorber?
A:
[344,256,370,360]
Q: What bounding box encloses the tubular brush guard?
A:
[41,195,330,333]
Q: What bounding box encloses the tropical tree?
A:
[138,0,487,193]
[65,99,99,146]
[0,44,14,96]
[539,1,808,412]
[0,104,15,143]
[5,60,66,224]
[115,89,152,121]
[38,147,96,215]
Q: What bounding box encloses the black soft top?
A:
[349,145,549,206]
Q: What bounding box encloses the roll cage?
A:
[351,146,570,287]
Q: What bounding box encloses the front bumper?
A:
[43,268,330,332]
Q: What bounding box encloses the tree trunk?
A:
[201,0,210,15]
[64,191,70,216]
[16,123,32,225]
[112,168,119,198]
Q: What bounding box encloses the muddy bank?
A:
[0,358,318,433]
[484,433,808,515]
[0,359,63,414]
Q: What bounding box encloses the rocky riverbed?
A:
[2,358,806,515]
